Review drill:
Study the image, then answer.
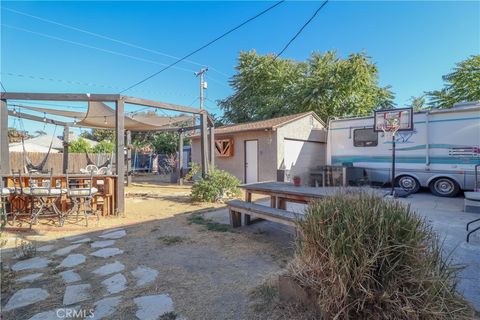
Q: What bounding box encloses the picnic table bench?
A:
[227,200,299,227]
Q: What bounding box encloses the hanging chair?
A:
[22,126,57,173]
[84,151,111,169]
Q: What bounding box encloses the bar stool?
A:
[10,170,28,225]
[66,172,99,227]
[1,178,11,226]
[24,169,65,228]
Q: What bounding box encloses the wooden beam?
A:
[209,126,215,168]
[115,99,125,216]
[8,110,67,126]
[126,130,132,186]
[0,99,10,175]
[123,96,200,115]
[178,130,184,185]
[63,125,69,174]
[200,111,209,177]
[2,92,120,102]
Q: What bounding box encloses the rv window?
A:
[353,128,378,147]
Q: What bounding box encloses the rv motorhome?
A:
[326,102,480,197]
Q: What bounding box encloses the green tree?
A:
[219,50,394,123]
[92,140,115,153]
[427,55,480,109]
[150,132,188,154]
[407,95,427,111]
[80,129,114,142]
[68,138,91,153]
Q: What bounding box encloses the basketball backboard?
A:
[373,107,413,132]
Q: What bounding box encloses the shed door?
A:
[245,140,258,183]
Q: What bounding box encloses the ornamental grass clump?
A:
[289,191,472,319]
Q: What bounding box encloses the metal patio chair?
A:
[24,169,65,228]
[66,171,99,227]
[1,178,12,226]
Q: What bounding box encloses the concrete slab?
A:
[101,273,127,295]
[90,240,115,249]
[12,257,51,271]
[90,248,123,258]
[99,229,126,240]
[58,254,86,268]
[37,244,55,252]
[53,244,82,256]
[4,288,49,311]
[134,294,174,320]
[63,283,91,305]
[131,266,158,287]
[28,306,81,320]
[71,237,91,244]
[16,273,43,283]
[60,270,81,283]
[92,261,125,277]
[101,228,124,234]
[92,296,122,320]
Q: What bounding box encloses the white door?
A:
[245,140,258,183]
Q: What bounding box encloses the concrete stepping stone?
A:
[92,261,125,277]
[92,296,122,320]
[64,234,84,241]
[60,270,81,283]
[4,288,49,311]
[99,229,126,239]
[53,244,82,256]
[12,257,51,271]
[90,248,123,258]
[90,240,115,249]
[134,294,174,320]
[101,228,123,234]
[29,306,81,320]
[71,237,91,244]
[37,244,55,252]
[101,273,127,295]
[16,273,43,283]
[63,283,91,305]
[131,266,158,287]
[58,254,86,268]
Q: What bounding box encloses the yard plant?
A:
[289,191,472,319]
[190,168,241,202]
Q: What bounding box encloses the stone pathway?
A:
[2,228,177,319]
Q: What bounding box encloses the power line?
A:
[0,80,6,92]
[119,0,285,94]
[3,7,229,78]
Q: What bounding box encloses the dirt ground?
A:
[1,180,309,319]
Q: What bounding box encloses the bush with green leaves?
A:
[190,168,241,202]
[289,191,472,319]
[184,162,201,181]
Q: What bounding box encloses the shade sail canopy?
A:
[17,102,193,131]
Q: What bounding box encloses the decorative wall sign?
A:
[215,139,233,157]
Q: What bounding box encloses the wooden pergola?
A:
[0,92,215,215]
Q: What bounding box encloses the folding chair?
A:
[24,169,65,228]
[66,172,99,227]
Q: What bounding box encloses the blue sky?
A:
[1,1,479,135]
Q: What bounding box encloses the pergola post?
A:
[200,111,209,177]
[115,99,125,216]
[63,125,69,174]
[0,99,10,175]
[209,126,215,168]
[126,130,132,186]
[178,129,184,185]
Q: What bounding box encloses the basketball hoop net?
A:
[381,112,402,136]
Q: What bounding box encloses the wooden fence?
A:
[9,152,108,174]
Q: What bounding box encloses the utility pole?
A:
[194,68,208,110]
[195,68,209,176]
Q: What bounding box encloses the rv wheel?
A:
[430,178,459,197]
[396,175,420,193]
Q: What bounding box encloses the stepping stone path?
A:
[101,273,127,295]
[53,244,82,256]
[90,240,115,248]
[71,237,91,244]
[63,283,91,305]
[90,248,123,258]
[134,294,174,320]
[64,234,84,241]
[4,288,49,311]
[16,273,43,283]
[37,244,55,252]
[58,254,86,268]
[60,270,81,283]
[93,261,125,276]
[12,257,51,271]
[92,296,122,320]
[29,306,81,320]
[99,229,126,240]
[131,266,158,287]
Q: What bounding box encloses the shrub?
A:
[289,191,472,319]
[184,162,201,181]
[190,168,241,202]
